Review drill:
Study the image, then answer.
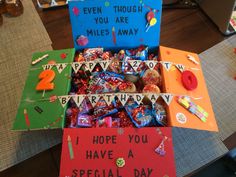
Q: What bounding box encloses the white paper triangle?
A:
[175,64,185,72]
[58,95,71,108]
[161,93,173,106]
[147,93,159,104]
[85,61,97,72]
[71,62,82,73]
[51,0,58,6]
[99,61,111,71]
[132,94,144,105]
[116,93,128,106]
[103,94,115,106]
[72,95,85,108]
[56,63,67,73]
[161,61,172,71]
[42,64,54,70]
[128,60,142,72]
[145,61,158,70]
[88,94,100,107]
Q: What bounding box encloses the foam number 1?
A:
[36,70,55,91]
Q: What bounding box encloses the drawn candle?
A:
[31,54,49,65]
[23,109,30,128]
[112,27,116,45]
[67,135,74,159]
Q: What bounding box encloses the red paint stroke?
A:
[49,117,62,127]
[24,109,30,127]
[72,7,80,16]
[112,27,116,45]
[60,53,67,59]
[234,48,236,54]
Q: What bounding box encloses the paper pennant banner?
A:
[175,64,185,72]
[161,61,172,71]
[145,61,158,70]
[85,61,97,72]
[71,62,82,73]
[99,60,111,71]
[128,60,142,72]
[58,95,71,108]
[103,94,115,106]
[72,95,85,108]
[42,64,54,70]
[161,93,173,106]
[56,63,67,73]
[147,93,159,104]
[132,93,144,105]
[116,93,129,106]
[88,94,100,107]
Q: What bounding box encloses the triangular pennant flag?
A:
[72,95,85,108]
[42,64,54,70]
[161,61,172,71]
[132,93,144,105]
[85,61,97,72]
[145,61,158,70]
[175,64,185,72]
[71,62,82,73]
[147,93,159,104]
[161,93,173,106]
[88,94,100,107]
[103,94,115,106]
[56,63,67,73]
[58,95,71,108]
[128,60,142,72]
[116,93,128,106]
[51,0,57,6]
[99,61,111,71]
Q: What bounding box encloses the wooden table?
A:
[0,1,235,177]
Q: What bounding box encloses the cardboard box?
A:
[12,0,218,176]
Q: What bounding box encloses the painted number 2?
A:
[36,70,55,91]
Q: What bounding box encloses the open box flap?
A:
[12,49,75,130]
[68,0,162,50]
[59,127,176,177]
[159,46,218,132]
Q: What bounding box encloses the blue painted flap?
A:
[68,0,162,50]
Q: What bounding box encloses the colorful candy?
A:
[177,96,208,122]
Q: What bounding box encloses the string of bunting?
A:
[54,92,202,108]
[42,59,200,73]
[57,93,173,108]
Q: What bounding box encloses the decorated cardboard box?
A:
[12,0,218,176]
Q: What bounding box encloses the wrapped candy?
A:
[83,48,104,61]
[96,117,120,128]
[125,46,148,61]
[115,110,134,128]
[152,103,167,126]
[77,114,93,127]
[125,102,154,128]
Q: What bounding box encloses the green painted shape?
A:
[12,48,75,130]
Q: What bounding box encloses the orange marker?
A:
[24,109,30,127]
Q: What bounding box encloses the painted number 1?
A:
[36,70,55,91]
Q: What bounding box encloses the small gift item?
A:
[5,0,23,17]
